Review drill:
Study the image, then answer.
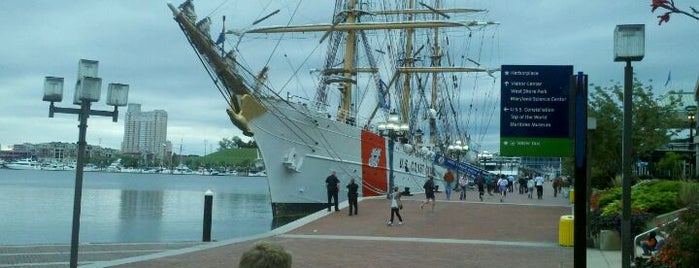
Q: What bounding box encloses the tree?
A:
[588,78,682,188]
[651,0,699,25]
[656,151,687,178]
[244,139,258,148]
[218,137,238,150]
[119,154,140,168]
[218,136,258,150]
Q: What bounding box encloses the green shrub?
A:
[602,200,621,216]
[597,187,622,209]
[633,191,679,214]
[624,180,682,215]
[646,180,682,193]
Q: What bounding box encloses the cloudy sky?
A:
[0,0,697,156]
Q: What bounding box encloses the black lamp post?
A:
[378,112,408,198]
[614,24,645,268]
[448,140,469,186]
[689,112,696,176]
[43,59,129,268]
[688,112,695,147]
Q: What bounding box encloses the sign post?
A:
[500,65,574,157]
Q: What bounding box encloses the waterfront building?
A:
[121,103,171,162]
[0,142,118,164]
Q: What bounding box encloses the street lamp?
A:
[43,59,129,268]
[688,112,695,146]
[162,143,168,170]
[614,24,644,268]
[378,112,408,198]
[448,140,469,188]
[689,112,696,176]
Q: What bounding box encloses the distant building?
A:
[0,142,118,163]
[121,104,170,161]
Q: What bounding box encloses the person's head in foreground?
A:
[239,241,292,268]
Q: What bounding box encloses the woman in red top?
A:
[443,170,455,200]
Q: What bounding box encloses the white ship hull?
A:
[250,98,442,218]
[5,159,39,170]
[6,164,39,170]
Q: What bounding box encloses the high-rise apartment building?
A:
[121,103,169,159]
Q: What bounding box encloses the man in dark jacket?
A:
[475,175,485,201]
[326,171,340,211]
[420,176,436,211]
[346,178,359,215]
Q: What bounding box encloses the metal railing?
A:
[632,216,680,259]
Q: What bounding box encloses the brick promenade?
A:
[93,186,580,268]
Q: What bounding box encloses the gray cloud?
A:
[0,0,697,156]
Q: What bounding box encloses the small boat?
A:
[6,158,40,170]
[173,164,194,175]
[41,163,68,171]
[84,164,101,172]
[248,170,267,177]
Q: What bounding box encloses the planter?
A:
[599,229,621,250]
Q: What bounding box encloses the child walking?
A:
[387,186,403,226]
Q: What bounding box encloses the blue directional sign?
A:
[500,65,574,157]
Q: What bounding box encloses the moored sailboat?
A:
[168,0,499,218]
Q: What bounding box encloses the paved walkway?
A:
[95,187,614,267]
[2,185,624,267]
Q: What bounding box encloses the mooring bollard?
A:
[203,189,213,242]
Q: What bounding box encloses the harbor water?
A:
[0,169,273,246]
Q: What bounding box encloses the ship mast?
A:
[401,0,416,123]
[338,0,358,123]
[241,1,499,128]
[430,0,441,146]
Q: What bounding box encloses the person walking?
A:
[420,175,436,211]
[387,186,403,226]
[476,174,485,201]
[485,174,493,196]
[443,170,455,200]
[534,174,545,200]
[527,176,535,199]
[346,178,359,216]
[325,170,340,211]
[458,174,468,201]
[518,176,527,195]
[507,175,515,193]
[497,175,509,202]
[552,176,562,197]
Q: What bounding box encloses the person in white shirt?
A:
[534,175,545,200]
[526,177,535,199]
[507,175,515,193]
[497,176,509,202]
[458,174,469,201]
[387,186,403,226]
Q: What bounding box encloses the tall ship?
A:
[168,0,500,218]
